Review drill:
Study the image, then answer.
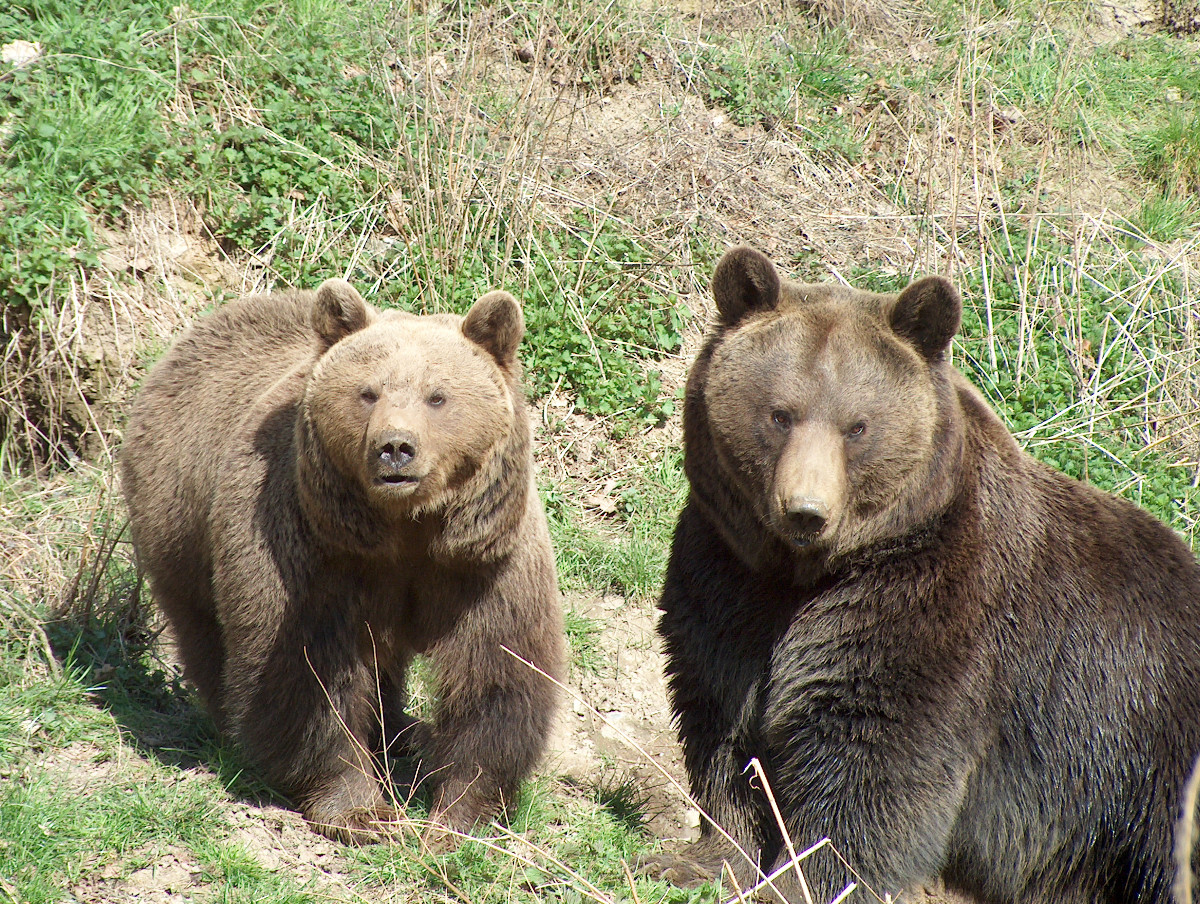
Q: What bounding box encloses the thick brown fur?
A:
[121,279,563,843]
[653,247,1200,903]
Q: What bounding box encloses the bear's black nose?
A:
[786,502,828,537]
[375,431,418,469]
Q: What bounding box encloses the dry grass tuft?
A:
[0,459,130,683]
[0,200,245,474]
[797,0,929,36]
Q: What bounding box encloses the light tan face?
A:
[705,302,939,551]
[309,314,514,511]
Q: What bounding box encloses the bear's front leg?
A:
[652,511,786,894]
[420,560,562,843]
[756,659,979,902]
[640,687,776,895]
[222,633,402,845]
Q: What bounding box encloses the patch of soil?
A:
[546,592,698,842]
[73,847,210,904]
[71,809,356,904]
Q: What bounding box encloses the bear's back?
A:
[123,291,320,507]
[141,291,318,414]
[928,372,1200,903]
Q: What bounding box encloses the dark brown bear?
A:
[654,247,1200,903]
[121,278,563,842]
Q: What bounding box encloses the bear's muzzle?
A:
[370,429,423,489]
[784,498,830,546]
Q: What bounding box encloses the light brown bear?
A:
[121,279,563,842]
[653,247,1200,903]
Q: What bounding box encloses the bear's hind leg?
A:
[149,577,226,723]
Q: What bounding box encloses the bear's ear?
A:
[463,290,524,367]
[313,279,372,348]
[889,275,961,362]
[712,246,782,326]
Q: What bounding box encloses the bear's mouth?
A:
[778,523,826,550]
[376,473,419,487]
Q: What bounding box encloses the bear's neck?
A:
[425,411,533,566]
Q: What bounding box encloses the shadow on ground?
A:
[43,588,282,806]
[44,588,438,819]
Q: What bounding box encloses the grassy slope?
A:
[2,0,1200,901]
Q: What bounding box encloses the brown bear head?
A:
[691,247,965,567]
[303,279,525,521]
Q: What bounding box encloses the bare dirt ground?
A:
[547,592,697,843]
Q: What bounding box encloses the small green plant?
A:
[564,608,604,676]
[585,767,655,833]
[1136,105,1200,198]
[1131,192,1200,243]
[176,21,398,282]
[521,225,686,426]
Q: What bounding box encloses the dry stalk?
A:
[1176,754,1200,904]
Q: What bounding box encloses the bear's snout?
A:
[370,429,421,486]
[773,422,847,547]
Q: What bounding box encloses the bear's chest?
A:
[346,561,481,654]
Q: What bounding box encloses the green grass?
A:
[585,767,656,834]
[564,608,605,677]
[1136,105,1200,197]
[351,773,714,904]
[1131,192,1200,243]
[543,444,688,601]
[0,0,175,310]
[689,20,868,159]
[0,658,326,904]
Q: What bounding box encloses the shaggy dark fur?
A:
[654,246,1200,903]
[122,279,563,842]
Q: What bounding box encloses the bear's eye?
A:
[770,410,792,430]
[847,421,867,439]
[427,392,446,408]
[360,387,379,405]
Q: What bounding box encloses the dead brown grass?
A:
[0,200,246,474]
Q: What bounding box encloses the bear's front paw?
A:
[413,797,495,855]
[306,804,407,845]
[418,817,467,855]
[302,761,405,844]
[642,836,770,895]
[640,853,715,888]
[640,838,731,888]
